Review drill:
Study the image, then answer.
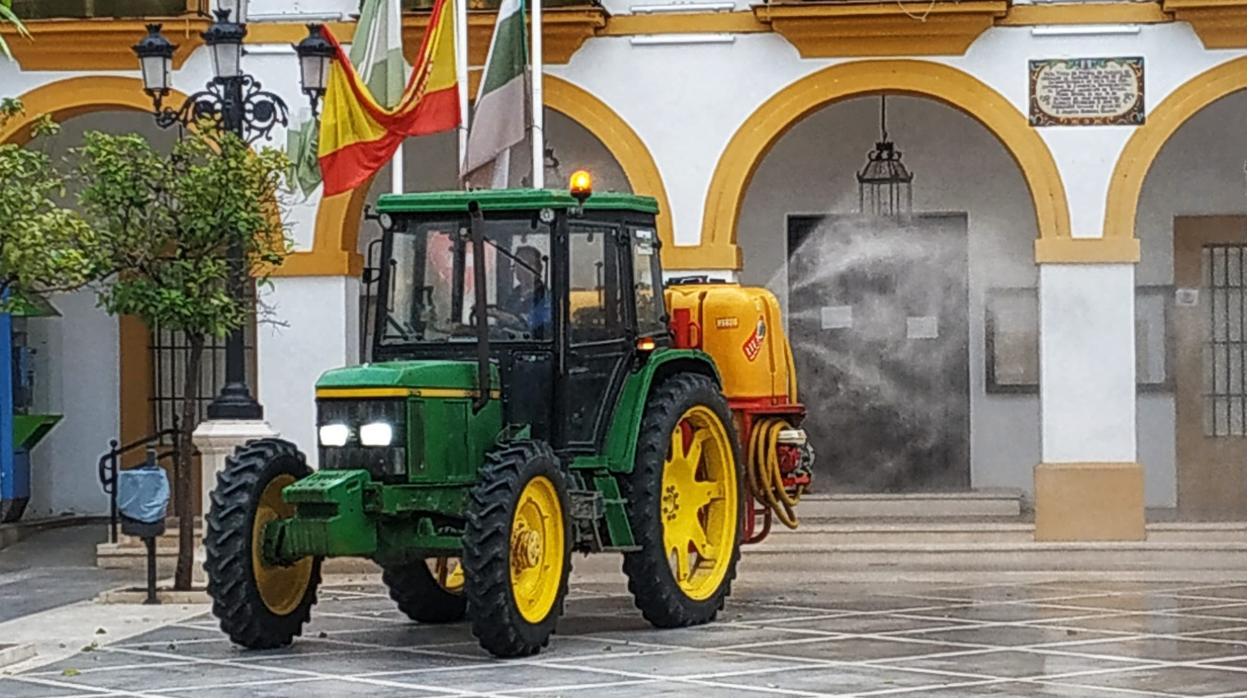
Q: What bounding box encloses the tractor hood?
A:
[316,360,500,393]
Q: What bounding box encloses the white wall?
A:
[26,291,118,517]
[736,95,1041,495]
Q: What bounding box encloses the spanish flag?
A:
[317,0,460,196]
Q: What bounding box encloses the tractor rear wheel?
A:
[382,557,466,623]
[205,438,322,649]
[463,441,572,658]
[622,373,744,628]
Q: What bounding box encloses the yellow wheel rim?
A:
[662,405,738,601]
[430,557,465,593]
[251,474,314,616]
[509,475,564,624]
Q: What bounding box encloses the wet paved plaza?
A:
[6,576,1247,697]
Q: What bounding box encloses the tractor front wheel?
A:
[463,441,571,658]
[623,373,744,628]
[205,438,322,649]
[382,557,466,623]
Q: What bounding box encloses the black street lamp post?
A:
[133,13,334,420]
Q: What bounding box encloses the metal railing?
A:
[97,424,180,544]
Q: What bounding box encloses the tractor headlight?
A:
[319,423,350,447]
[359,421,394,447]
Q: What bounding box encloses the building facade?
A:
[3,0,1246,539]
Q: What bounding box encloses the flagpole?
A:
[529,0,543,189]
[455,0,470,188]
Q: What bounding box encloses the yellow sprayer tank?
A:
[665,282,795,404]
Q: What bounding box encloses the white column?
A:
[1040,263,1137,461]
[1036,262,1144,541]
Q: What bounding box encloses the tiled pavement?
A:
[7,578,1247,697]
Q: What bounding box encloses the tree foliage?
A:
[0,0,30,62]
[74,126,292,590]
[0,99,99,307]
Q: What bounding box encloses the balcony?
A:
[9,0,204,19]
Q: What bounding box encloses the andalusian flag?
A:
[317,0,460,196]
[461,0,528,184]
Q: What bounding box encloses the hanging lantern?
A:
[857,95,914,219]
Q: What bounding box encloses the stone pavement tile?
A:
[1184,627,1247,643]
[172,677,449,696]
[384,664,635,693]
[0,675,111,698]
[38,661,297,692]
[882,585,1101,605]
[1034,581,1209,595]
[696,663,975,695]
[885,678,1171,697]
[550,647,809,679]
[1055,636,1247,662]
[1179,604,1247,620]
[784,613,976,635]
[301,622,479,650]
[545,611,656,638]
[1034,594,1233,613]
[1028,612,1247,634]
[1042,665,1247,696]
[907,603,1095,624]
[749,636,986,664]
[250,646,475,674]
[561,618,840,650]
[1171,585,1247,601]
[897,623,1117,648]
[512,681,806,698]
[874,648,1156,680]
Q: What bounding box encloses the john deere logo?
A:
[742,318,766,361]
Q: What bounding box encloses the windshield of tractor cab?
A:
[381,217,553,344]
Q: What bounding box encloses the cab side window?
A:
[630,227,666,336]
[568,224,624,344]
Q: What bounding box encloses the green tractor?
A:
[205,178,754,658]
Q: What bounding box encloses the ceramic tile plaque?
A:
[1029,57,1145,126]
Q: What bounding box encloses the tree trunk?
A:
[173,334,205,591]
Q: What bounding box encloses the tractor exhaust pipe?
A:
[468,201,491,412]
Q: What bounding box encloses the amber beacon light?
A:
[569,170,593,202]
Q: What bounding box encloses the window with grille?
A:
[149,322,255,444]
[1203,244,1247,437]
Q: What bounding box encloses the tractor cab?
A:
[366,177,666,453]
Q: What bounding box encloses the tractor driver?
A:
[497,245,551,337]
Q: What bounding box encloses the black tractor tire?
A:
[205,438,322,650]
[382,559,466,623]
[622,372,745,628]
[463,440,572,658]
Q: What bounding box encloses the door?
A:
[1174,216,1247,520]
[786,213,970,493]
[558,222,632,451]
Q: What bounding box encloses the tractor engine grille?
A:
[316,399,409,484]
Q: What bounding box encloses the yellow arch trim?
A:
[1105,55,1247,241]
[286,74,674,277]
[0,76,187,145]
[698,59,1074,270]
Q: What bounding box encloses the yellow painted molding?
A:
[755,0,1007,58]
[600,11,768,35]
[1034,237,1141,264]
[701,59,1071,271]
[300,75,673,278]
[245,21,357,45]
[1164,0,1247,48]
[0,17,209,71]
[1105,55,1247,240]
[998,2,1171,26]
[1034,462,1145,542]
[0,76,190,145]
[402,8,605,67]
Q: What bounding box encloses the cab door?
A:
[558,221,633,451]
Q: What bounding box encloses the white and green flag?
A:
[462,0,528,186]
[288,0,410,196]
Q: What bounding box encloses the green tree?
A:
[75,128,291,590]
[0,99,100,307]
[0,0,30,62]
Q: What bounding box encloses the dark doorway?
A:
[786,213,970,492]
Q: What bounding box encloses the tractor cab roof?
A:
[375,188,660,216]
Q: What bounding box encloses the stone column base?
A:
[191,419,279,585]
[1034,462,1145,542]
